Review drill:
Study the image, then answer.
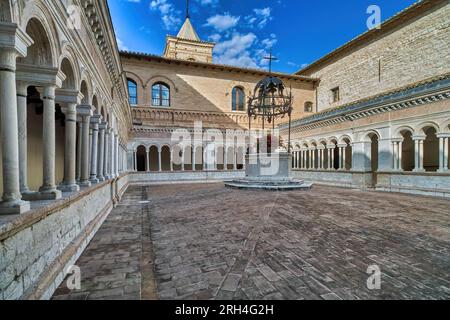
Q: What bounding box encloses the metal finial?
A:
[186,0,190,19]
[263,49,278,74]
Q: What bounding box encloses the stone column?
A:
[330,146,336,170]
[115,133,119,177]
[97,122,106,181]
[89,115,100,184]
[342,146,347,170]
[233,149,237,170]
[392,141,398,170]
[419,140,425,171]
[437,135,450,172]
[158,148,162,172]
[17,81,31,194]
[0,47,30,214]
[109,131,115,178]
[60,103,79,192]
[78,105,93,186]
[134,150,137,172]
[445,137,449,171]
[104,129,110,178]
[193,148,197,171]
[38,85,62,199]
[327,147,332,170]
[76,122,82,181]
[170,148,174,171]
[181,149,186,171]
[398,141,403,171]
[146,149,150,172]
[338,146,343,170]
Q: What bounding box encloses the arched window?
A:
[232,87,245,111]
[304,101,313,113]
[127,79,137,105]
[152,82,170,107]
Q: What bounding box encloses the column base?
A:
[413,169,426,173]
[79,180,92,188]
[58,183,80,193]
[437,169,449,173]
[90,177,99,184]
[24,189,62,201]
[0,199,31,215]
[98,176,105,182]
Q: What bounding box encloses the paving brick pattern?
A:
[54,184,450,300]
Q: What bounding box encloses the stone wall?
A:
[0,174,129,300]
[129,171,245,185]
[376,172,450,198]
[302,2,450,112]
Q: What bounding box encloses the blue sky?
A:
[109,0,418,73]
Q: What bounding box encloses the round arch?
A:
[415,121,440,136]
[145,75,178,92]
[394,126,415,139]
[21,3,60,67]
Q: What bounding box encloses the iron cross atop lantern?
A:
[247,56,294,154]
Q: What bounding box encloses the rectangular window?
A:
[331,87,340,103]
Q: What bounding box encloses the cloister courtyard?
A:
[52,184,450,300]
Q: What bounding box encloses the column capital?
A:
[99,121,108,130]
[326,145,336,149]
[390,138,403,143]
[412,135,426,141]
[16,65,65,89]
[437,133,450,139]
[90,114,102,125]
[337,144,347,148]
[77,104,94,117]
[56,88,83,105]
[0,22,33,64]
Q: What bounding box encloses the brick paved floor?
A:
[53,184,450,300]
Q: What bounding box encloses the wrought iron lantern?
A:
[247,75,293,153]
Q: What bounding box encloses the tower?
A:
[163,0,215,63]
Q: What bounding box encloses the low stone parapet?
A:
[0,174,129,300]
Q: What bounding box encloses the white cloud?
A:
[209,33,222,42]
[214,33,259,68]
[246,7,273,29]
[117,38,129,51]
[150,0,181,31]
[205,14,240,32]
[196,0,219,6]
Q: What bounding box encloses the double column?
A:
[0,30,32,214]
[97,121,107,181]
[337,144,348,170]
[437,134,450,172]
[413,136,425,172]
[59,96,81,192]
[77,105,94,187]
[104,128,111,179]
[327,145,336,170]
[391,139,403,171]
[89,115,101,183]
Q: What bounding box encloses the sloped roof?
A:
[177,18,200,41]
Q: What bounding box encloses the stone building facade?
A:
[122,15,317,177]
[283,0,450,197]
